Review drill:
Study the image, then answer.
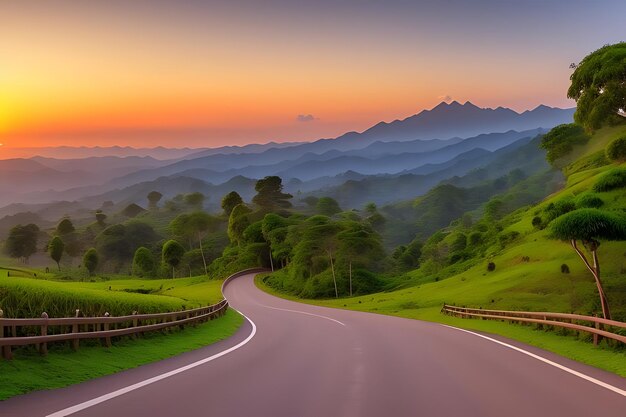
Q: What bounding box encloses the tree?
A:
[316,197,342,216]
[170,211,218,275]
[568,42,626,132]
[252,176,293,210]
[162,240,185,278]
[57,218,75,235]
[184,192,205,209]
[95,210,107,226]
[228,203,252,245]
[133,247,156,277]
[122,203,146,218]
[540,124,590,164]
[48,235,64,270]
[221,191,243,217]
[550,209,626,320]
[606,135,626,162]
[147,191,163,210]
[5,224,39,263]
[83,248,99,276]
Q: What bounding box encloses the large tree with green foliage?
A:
[47,235,64,270]
[56,218,75,235]
[5,224,39,263]
[316,197,341,216]
[184,192,205,209]
[170,211,219,275]
[147,191,163,210]
[540,124,590,164]
[83,248,99,276]
[221,191,243,217]
[162,240,185,278]
[133,247,156,277]
[568,42,626,132]
[252,176,293,211]
[550,208,626,320]
[228,204,252,245]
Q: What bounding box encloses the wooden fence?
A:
[0,268,268,360]
[441,304,626,345]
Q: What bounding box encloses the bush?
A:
[487,262,496,272]
[531,216,544,230]
[561,264,570,274]
[544,198,576,222]
[540,124,589,164]
[593,168,626,192]
[606,136,626,162]
[575,193,604,209]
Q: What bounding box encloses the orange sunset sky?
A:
[1,0,625,154]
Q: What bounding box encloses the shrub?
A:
[531,216,544,230]
[540,124,589,164]
[468,232,483,246]
[544,198,576,222]
[561,264,570,274]
[575,193,604,209]
[593,168,626,192]
[487,262,496,272]
[606,136,626,162]
[498,231,520,248]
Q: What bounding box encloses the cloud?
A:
[438,95,453,102]
[296,114,317,122]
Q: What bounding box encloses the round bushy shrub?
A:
[593,168,626,192]
[561,264,570,274]
[575,192,604,209]
[606,136,626,162]
[487,262,496,272]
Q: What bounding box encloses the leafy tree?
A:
[96,221,159,266]
[170,211,219,275]
[83,248,99,276]
[5,224,39,263]
[133,247,156,277]
[184,192,205,209]
[221,191,243,217]
[48,235,64,270]
[228,204,252,245]
[162,240,185,278]
[606,135,626,162]
[550,208,626,319]
[316,197,341,216]
[147,191,163,210]
[540,124,590,164]
[57,218,75,235]
[95,210,107,226]
[568,42,626,132]
[122,203,146,218]
[252,176,293,210]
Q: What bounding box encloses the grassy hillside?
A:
[258,124,626,374]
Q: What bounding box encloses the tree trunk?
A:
[349,261,352,297]
[56,261,60,271]
[198,233,208,276]
[172,266,175,279]
[269,250,274,272]
[328,250,338,298]
[571,240,611,320]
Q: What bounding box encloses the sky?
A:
[0,0,625,152]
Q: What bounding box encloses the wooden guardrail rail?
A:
[441,304,626,345]
[0,267,268,360]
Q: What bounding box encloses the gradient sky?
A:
[1,0,625,151]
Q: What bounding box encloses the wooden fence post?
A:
[593,314,599,346]
[132,311,138,339]
[0,309,12,360]
[40,312,48,356]
[103,312,112,348]
[72,309,80,351]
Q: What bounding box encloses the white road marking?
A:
[441,324,626,398]
[259,304,346,326]
[46,310,257,417]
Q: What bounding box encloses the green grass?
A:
[0,309,243,400]
[0,270,225,318]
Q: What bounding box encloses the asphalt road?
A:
[2,272,625,416]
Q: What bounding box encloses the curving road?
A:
[2,272,625,416]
